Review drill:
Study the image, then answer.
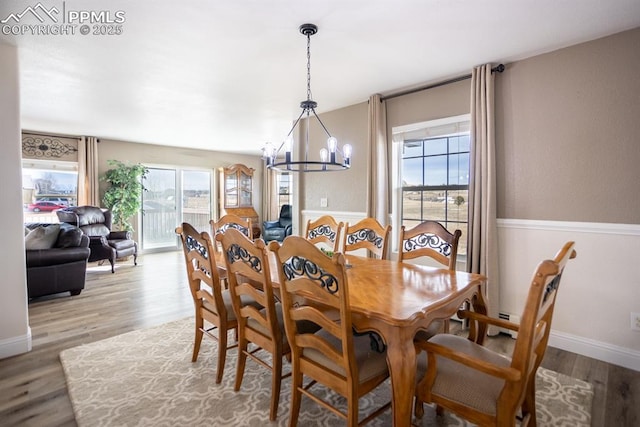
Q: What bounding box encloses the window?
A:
[393,115,470,256]
[277,172,292,210]
[22,159,78,223]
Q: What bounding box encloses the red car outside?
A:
[27,201,66,212]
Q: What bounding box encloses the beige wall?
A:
[299,102,369,212]
[496,27,640,223]
[385,79,470,130]
[98,138,264,240]
[323,28,640,226]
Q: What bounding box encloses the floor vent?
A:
[498,312,520,339]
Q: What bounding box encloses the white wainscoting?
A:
[498,219,640,371]
[300,210,368,252]
[301,212,640,371]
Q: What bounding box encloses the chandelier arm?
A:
[310,108,333,139]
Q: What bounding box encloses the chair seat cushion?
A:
[303,329,388,383]
[108,239,136,251]
[202,290,259,322]
[247,303,319,348]
[418,334,511,415]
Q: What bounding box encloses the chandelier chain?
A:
[306,32,312,101]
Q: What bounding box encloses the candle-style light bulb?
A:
[327,136,337,163]
[284,135,293,164]
[327,136,337,152]
[343,144,352,167]
[319,147,328,171]
[320,147,328,162]
[263,142,275,166]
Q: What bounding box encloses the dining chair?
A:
[210,214,253,246]
[305,214,344,253]
[176,222,249,384]
[414,241,577,427]
[341,217,391,259]
[210,214,252,287]
[398,220,462,268]
[216,228,290,420]
[399,220,462,336]
[269,236,391,427]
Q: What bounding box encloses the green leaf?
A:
[101,160,149,231]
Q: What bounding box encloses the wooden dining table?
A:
[341,255,487,427]
[216,250,487,427]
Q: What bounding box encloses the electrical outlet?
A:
[320,197,328,208]
[631,312,640,332]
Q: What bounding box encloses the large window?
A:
[394,115,470,256]
[22,159,78,223]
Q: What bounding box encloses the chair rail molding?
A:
[498,218,640,235]
[300,210,368,228]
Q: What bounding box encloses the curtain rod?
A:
[381,64,505,101]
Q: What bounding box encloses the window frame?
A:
[391,114,470,262]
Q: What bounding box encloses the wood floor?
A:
[1,251,638,426]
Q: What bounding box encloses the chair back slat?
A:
[342,217,391,259]
[177,223,224,309]
[512,242,577,377]
[217,228,279,341]
[270,236,352,371]
[210,214,252,249]
[398,220,461,269]
[305,215,344,253]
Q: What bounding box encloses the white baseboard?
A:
[549,329,640,372]
[0,326,32,359]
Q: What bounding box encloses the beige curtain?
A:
[367,94,389,225]
[262,167,278,221]
[468,64,500,334]
[77,136,100,206]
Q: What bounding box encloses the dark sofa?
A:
[25,222,90,299]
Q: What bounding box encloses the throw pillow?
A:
[25,224,60,250]
[56,224,83,248]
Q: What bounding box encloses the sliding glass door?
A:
[142,168,177,250]
[181,170,212,233]
[141,167,212,251]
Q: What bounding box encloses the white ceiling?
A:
[2,0,639,156]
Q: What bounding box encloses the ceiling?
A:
[2,1,639,156]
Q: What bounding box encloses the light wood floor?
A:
[0,251,638,426]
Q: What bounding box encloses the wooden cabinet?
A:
[222,163,254,208]
[219,164,260,238]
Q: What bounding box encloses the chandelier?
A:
[263,23,352,172]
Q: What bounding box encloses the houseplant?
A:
[101,160,149,231]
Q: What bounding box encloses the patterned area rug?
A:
[60,318,593,426]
